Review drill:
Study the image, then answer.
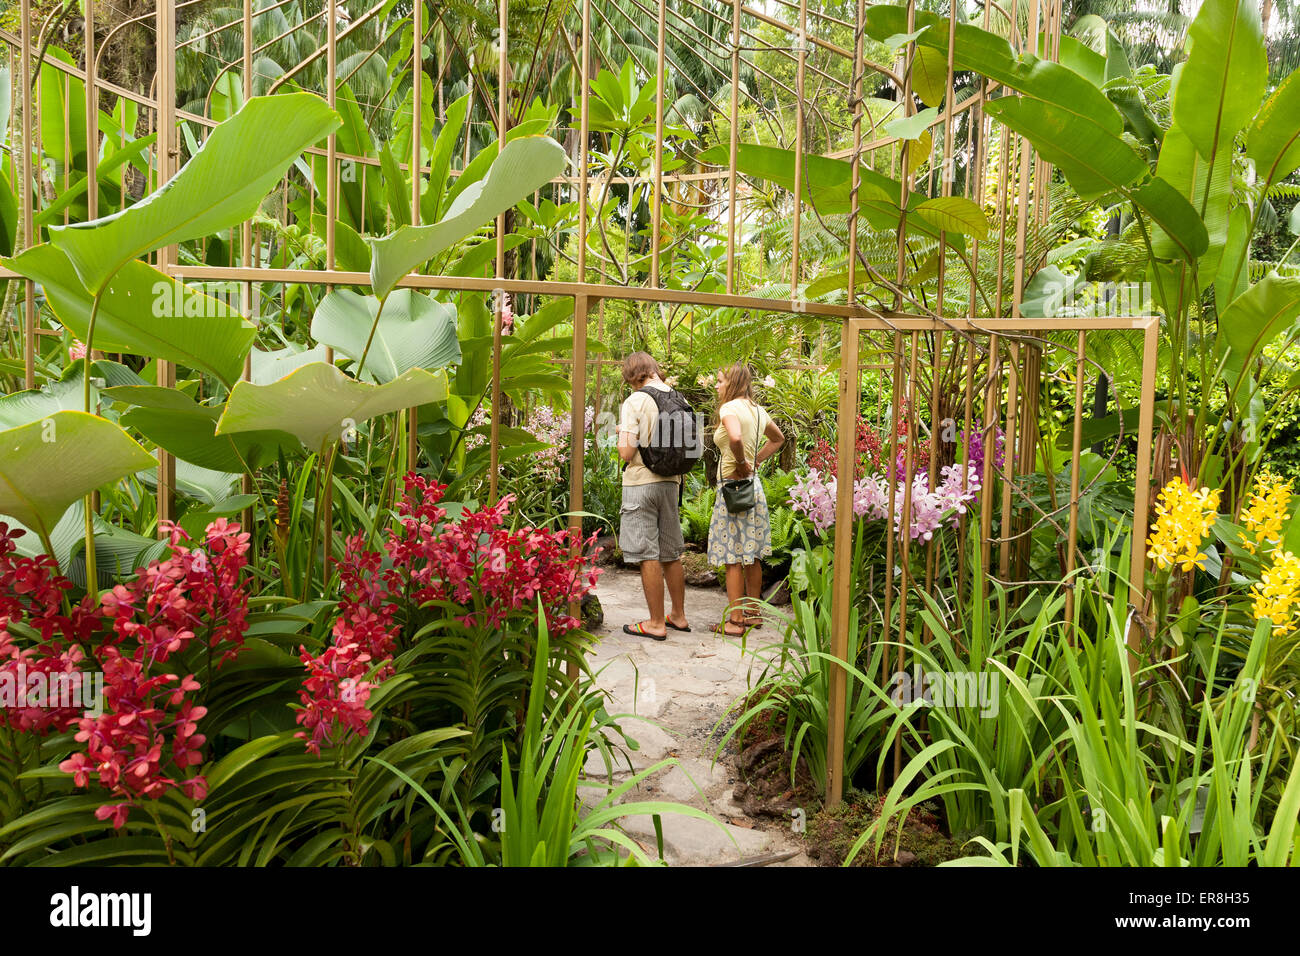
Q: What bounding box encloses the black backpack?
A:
[636,386,702,477]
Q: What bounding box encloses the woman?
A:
[708,362,785,636]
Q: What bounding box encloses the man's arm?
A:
[617,396,640,463]
[617,427,638,463]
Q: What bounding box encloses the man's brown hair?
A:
[622,351,661,387]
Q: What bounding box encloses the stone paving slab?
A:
[582,566,812,867]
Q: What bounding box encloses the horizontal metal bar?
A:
[848,315,1158,332]
[168,265,904,318]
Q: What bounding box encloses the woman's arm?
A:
[722,413,750,478]
[755,417,785,467]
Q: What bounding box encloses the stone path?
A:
[583,566,812,866]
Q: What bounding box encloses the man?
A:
[616,352,690,640]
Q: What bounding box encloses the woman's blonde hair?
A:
[717,362,754,406]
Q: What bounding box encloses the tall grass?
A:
[846,541,1300,867]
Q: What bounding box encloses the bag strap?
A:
[638,384,675,409]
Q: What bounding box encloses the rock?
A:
[736,737,783,771]
[762,578,791,607]
[618,811,773,864]
[666,675,721,697]
[691,664,735,682]
[769,851,814,867]
[592,535,619,565]
[604,675,671,719]
[581,593,604,629]
[618,719,679,769]
[654,758,730,802]
[680,550,720,587]
[684,567,719,587]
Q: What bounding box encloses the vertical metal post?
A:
[326,0,338,274]
[789,0,807,301]
[725,0,740,295]
[567,292,590,682]
[488,0,508,504]
[978,335,1000,598]
[84,0,96,220]
[577,0,590,283]
[998,341,1020,580]
[20,0,35,389]
[894,0,915,308]
[155,0,177,528]
[1064,329,1086,631]
[825,0,867,807]
[827,318,858,804]
[321,0,339,563]
[1128,319,1159,668]
[407,0,423,470]
[240,0,255,536]
[651,0,665,288]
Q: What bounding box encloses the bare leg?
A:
[663,559,688,629]
[718,563,746,633]
[743,561,764,623]
[636,559,667,636]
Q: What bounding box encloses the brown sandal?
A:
[712,619,747,637]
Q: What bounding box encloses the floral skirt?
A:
[706,479,772,566]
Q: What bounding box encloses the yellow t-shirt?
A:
[714,399,769,480]
[620,384,678,487]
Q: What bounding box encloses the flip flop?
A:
[665,620,692,633]
[711,620,747,637]
[623,622,668,641]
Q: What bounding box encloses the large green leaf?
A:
[978,94,1206,258]
[1129,175,1210,262]
[1153,122,1230,271]
[696,142,965,250]
[310,288,461,384]
[983,96,1146,200]
[915,197,989,240]
[168,461,239,506]
[1172,0,1266,164]
[5,244,255,386]
[0,376,97,429]
[910,47,950,108]
[109,385,296,473]
[1058,34,1107,87]
[47,93,340,293]
[39,49,87,171]
[248,343,332,386]
[864,7,1123,135]
[1216,272,1300,407]
[9,500,168,585]
[369,136,568,299]
[34,133,157,229]
[1215,204,1253,308]
[884,106,939,142]
[1246,68,1300,189]
[1104,79,1162,150]
[0,412,155,543]
[420,92,471,225]
[216,363,448,453]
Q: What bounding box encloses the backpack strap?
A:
[638,384,673,408]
